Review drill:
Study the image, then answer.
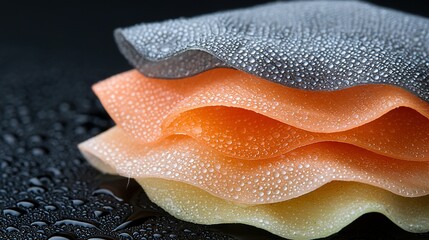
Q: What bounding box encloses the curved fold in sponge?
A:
[93,69,429,161]
[166,106,429,161]
[138,178,429,240]
[78,127,429,204]
[115,1,429,102]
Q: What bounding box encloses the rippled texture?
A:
[93,69,429,161]
[7,1,429,239]
[80,1,429,238]
[139,178,429,240]
[82,65,429,238]
[165,106,429,161]
[79,127,429,204]
[115,1,429,102]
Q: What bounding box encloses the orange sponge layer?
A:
[79,127,429,204]
[93,69,429,161]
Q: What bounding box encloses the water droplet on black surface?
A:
[54,219,99,229]
[44,205,57,211]
[16,147,25,154]
[17,199,38,208]
[1,161,9,168]
[102,206,113,211]
[3,207,25,216]
[59,102,73,113]
[92,188,123,202]
[29,134,45,144]
[27,186,46,194]
[29,177,43,186]
[46,167,62,176]
[93,210,108,218]
[31,147,49,156]
[48,237,71,240]
[48,233,76,240]
[152,233,162,238]
[2,133,17,145]
[6,226,19,232]
[118,232,133,239]
[71,199,84,206]
[87,237,116,240]
[31,221,48,227]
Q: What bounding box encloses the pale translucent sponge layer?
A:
[138,178,429,240]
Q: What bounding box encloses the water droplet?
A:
[29,134,44,144]
[92,189,123,202]
[160,46,171,52]
[71,199,84,206]
[59,102,73,112]
[2,133,17,145]
[17,199,37,208]
[153,233,163,238]
[44,205,57,211]
[191,126,203,135]
[118,233,132,239]
[31,221,48,227]
[87,237,116,240]
[29,177,43,186]
[27,186,46,194]
[31,147,49,156]
[54,219,99,229]
[48,233,76,240]
[46,167,62,176]
[3,207,25,216]
[93,210,109,218]
[6,226,19,232]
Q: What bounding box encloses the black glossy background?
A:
[1,1,429,240]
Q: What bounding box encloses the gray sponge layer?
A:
[114,1,429,102]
